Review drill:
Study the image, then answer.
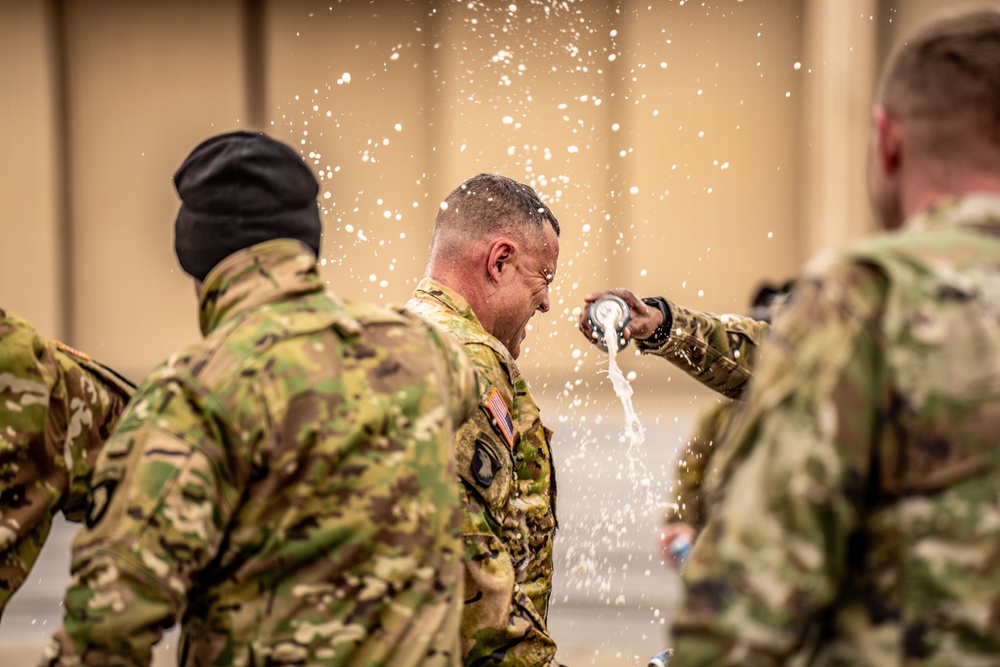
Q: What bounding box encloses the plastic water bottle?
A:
[668,534,693,564]
[588,294,631,352]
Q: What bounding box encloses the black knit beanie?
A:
[173,131,323,281]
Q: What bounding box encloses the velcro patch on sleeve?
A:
[486,387,515,448]
[472,438,501,488]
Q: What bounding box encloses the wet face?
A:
[489,221,559,359]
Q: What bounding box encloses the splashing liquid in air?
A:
[598,308,645,455]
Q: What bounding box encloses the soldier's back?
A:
[152,290,473,666]
[809,201,1000,663]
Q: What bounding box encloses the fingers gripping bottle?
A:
[589,294,631,352]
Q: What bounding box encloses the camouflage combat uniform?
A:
[671,195,1000,665]
[0,308,133,617]
[636,302,768,400]
[664,399,734,531]
[406,279,560,667]
[43,239,479,667]
[657,297,789,529]
[635,302,764,530]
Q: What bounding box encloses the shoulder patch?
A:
[472,438,501,488]
[486,387,515,448]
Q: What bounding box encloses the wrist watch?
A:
[639,297,673,345]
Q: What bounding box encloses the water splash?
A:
[598,309,645,455]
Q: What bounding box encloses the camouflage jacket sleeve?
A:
[42,368,248,666]
[0,332,131,616]
[669,262,888,666]
[665,400,734,530]
[636,301,768,399]
[454,343,561,667]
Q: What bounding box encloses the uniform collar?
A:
[411,278,485,330]
[908,193,1000,234]
[197,239,323,336]
[409,277,522,392]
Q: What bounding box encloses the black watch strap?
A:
[640,297,673,345]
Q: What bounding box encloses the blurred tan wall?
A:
[3,0,994,396]
[1,2,63,336]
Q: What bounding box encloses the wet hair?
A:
[878,8,1000,161]
[430,173,560,256]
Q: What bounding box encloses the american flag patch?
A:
[487,387,515,448]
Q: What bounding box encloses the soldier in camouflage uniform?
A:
[656,282,794,565]
[0,309,133,618]
[42,131,479,666]
[658,400,731,565]
[669,9,1000,665]
[406,173,563,667]
[577,285,779,566]
[578,289,772,571]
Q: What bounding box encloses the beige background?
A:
[2,1,998,665]
[0,0,893,382]
[4,0,990,386]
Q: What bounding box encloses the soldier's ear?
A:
[873,106,903,176]
[487,239,516,284]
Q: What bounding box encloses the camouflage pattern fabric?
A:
[671,195,1000,666]
[664,399,735,531]
[660,295,791,530]
[42,239,479,667]
[406,279,561,667]
[0,308,133,618]
[636,305,768,399]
